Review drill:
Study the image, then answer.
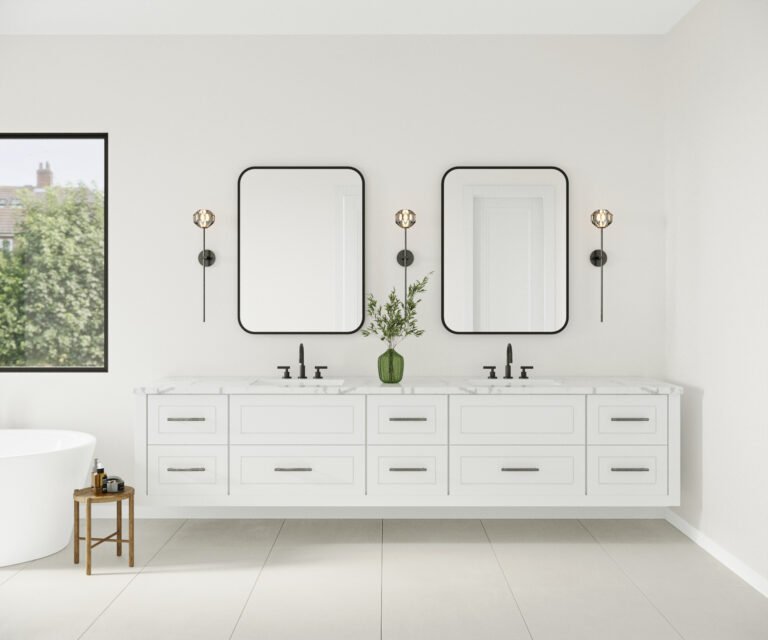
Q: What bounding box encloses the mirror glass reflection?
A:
[238,167,364,333]
[442,167,568,333]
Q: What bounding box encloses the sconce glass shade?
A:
[591,209,613,229]
[395,209,416,229]
[193,209,216,229]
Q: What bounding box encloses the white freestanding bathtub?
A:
[0,429,96,567]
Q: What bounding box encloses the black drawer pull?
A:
[610,417,650,422]
[389,467,428,472]
[501,467,540,472]
[274,467,313,472]
[167,467,206,472]
[610,467,650,472]
[388,417,428,422]
[166,417,206,422]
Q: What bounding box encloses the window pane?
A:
[0,135,106,370]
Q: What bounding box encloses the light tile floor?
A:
[0,519,766,640]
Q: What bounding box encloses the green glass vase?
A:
[378,348,404,384]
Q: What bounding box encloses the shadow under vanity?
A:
[143,165,681,508]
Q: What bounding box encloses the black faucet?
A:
[298,343,307,379]
[504,343,514,379]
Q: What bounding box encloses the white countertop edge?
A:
[134,376,684,395]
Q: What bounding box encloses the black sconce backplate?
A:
[198,250,216,267]
[397,249,414,267]
[589,250,607,267]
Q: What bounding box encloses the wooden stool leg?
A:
[116,500,122,557]
[128,493,134,568]
[86,498,93,575]
[73,500,80,564]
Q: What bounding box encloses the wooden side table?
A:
[73,486,134,575]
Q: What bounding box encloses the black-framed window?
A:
[0,133,107,371]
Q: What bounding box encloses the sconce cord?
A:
[404,227,408,320]
[203,226,206,323]
[600,227,604,323]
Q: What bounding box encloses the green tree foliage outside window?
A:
[0,185,105,368]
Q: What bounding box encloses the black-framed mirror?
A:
[238,166,365,334]
[442,166,568,334]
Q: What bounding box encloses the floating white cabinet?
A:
[135,378,681,508]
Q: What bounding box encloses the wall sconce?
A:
[193,208,216,322]
[395,209,416,315]
[589,209,613,323]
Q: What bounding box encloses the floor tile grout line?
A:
[479,520,535,640]
[380,519,384,640]
[577,519,687,640]
[0,566,26,588]
[228,519,286,640]
[77,518,189,640]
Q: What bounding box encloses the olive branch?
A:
[361,275,429,350]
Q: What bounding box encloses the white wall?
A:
[665,0,768,584]
[0,36,667,496]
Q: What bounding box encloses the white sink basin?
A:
[468,378,560,387]
[252,378,345,387]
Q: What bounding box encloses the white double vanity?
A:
[135,167,681,511]
[135,377,681,508]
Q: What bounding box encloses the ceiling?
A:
[0,0,702,35]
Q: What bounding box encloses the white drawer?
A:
[148,445,227,496]
[450,445,585,496]
[230,445,364,496]
[367,445,447,496]
[587,446,668,496]
[367,396,448,445]
[450,396,586,445]
[587,395,668,445]
[148,395,227,445]
[230,396,364,445]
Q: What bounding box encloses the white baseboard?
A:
[665,509,768,598]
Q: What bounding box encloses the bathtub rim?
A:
[0,429,97,460]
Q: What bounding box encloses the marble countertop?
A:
[135,376,683,395]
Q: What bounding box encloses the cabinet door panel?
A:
[450,396,586,445]
[587,396,667,445]
[230,445,365,496]
[367,396,448,445]
[587,446,668,496]
[230,395,364,444]
[450,445,585,496]
[148,395,227,445]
